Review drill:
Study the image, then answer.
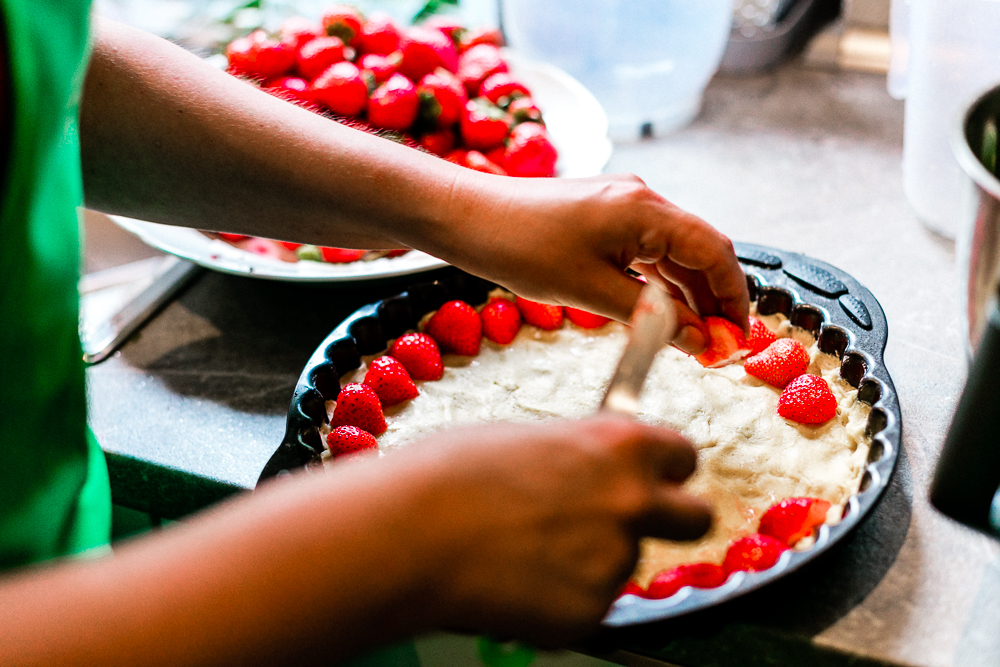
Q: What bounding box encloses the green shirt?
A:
[0,0,111,569]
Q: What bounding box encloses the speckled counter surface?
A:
[86,63,1000,667]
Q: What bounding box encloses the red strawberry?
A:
[748,316,777,356]
[262,75,313,105]
[457,44,509,96]
[368,73,419,131]
[564,307,611,329]
[390,333,444,381]
[723,534,787,573]
[227,31,295,79]
[777,374,837,425]
[516,297,563,331]
[643,563,729,599]
[363,356,419,406]
[326,425,378,457]
[312,61,368,117]
[418,128,455,156]
[503,122,558,178]
[484,145,507,167]
[321,5,364,44]
[331,383,387,435]
[280,17,323,50]
[421,16,465,43]
[418,68,467,128]
[278,241,302,251]
[459,150,507,175]
[744,338,809,388]
[425,300,483,356]
[481,297,522,344]
[359,53,396,84]
[320,246,366,263]
[694,316,751,368]
[354,13,401,56]
[297,36,345,80]
[759,497,833,547]
[619,581,645,597]
[243,237,285,258]
[480,72,530,106]
[460,98,510,151]
[385,249,409,258]
[398,27,459,82]
[458,27,505,53]
[217,232,250,242]
[507,96,545,125]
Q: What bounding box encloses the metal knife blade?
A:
[600,283,678,417]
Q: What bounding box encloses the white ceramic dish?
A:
[111,53,613,284]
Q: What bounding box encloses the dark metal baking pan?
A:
[257,243,901,627]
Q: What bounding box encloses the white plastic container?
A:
[500,0,734,140]
[901,0,1000,239]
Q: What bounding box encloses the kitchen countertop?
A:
[86,62,1000,667]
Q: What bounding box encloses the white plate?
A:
[111,54,613,284]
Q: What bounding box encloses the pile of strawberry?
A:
[621,496,833,599]
[325,295,611,456]
[225,6,559,178]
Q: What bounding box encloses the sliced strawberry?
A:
[312,61,368,117]
[359,53,396,85]
[243,237,285,259]
[694,316,750,368]
[425,300,483,356]
[327,425,378,457]
[398,27,459,82]
[481,297,522,344]
[385,249,409,258]
[217,232,250,242]
[320,247,366,263]
[777,374,837,425]
[331,383,387,435]
[744,338,809,388]
[390,332,444,381]
[280,17,323,50]
[457,44,508,96]
[354,13,401,56]
[363,356,419,406]
[722,534,787,573]
[321,5,365,44]
[618,581,645,597]
[503,122,557,178]
[564,307,611,329]
[368,73,419,131]
[759,497,833,547]
[278,241,303,251]
[516,297,563,331]
[419,128,455,156]
[480,72,530,106]
[643,563,729,599]
[748,316,777,356]
[460,98,510,151]
[418,68,468,128]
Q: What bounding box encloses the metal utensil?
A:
[600,283,678,417]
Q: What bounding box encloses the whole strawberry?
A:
[296,35,345,80]
[481,297,522,344]
[457,43,509,96]
[280,17,323,50]
[503,122,557,177]
[564,307,611,329]
[460,98,510,151]
[723,534,787,573]
[480,72,530,106]
[744,338,809,388]
[312,61,368,117]
[331,383,387,435]
[425,300,483,355]
[368,73,419,131]
[398,27,459,83]
[748,316,777,355]
[516,297,563,331]
[458,27,504,53]
[759,497,832,547]
[644,563,729,599]
[421,16,465,43]
[327,425,378,457]
[322,5,365,45]
[359,53,396,85]
[448,150,507,175]
[418,128,455,157]
[227,31,295,79]
[354,13,402,56]
[507,96,545,125]
[418,68,468,128]
[693,316,750,368]
[262,76,313,106]
[777,374,837,425]
[390,332,444,381]
[363,356,419,406]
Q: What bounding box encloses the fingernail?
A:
[674,325,706,355]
